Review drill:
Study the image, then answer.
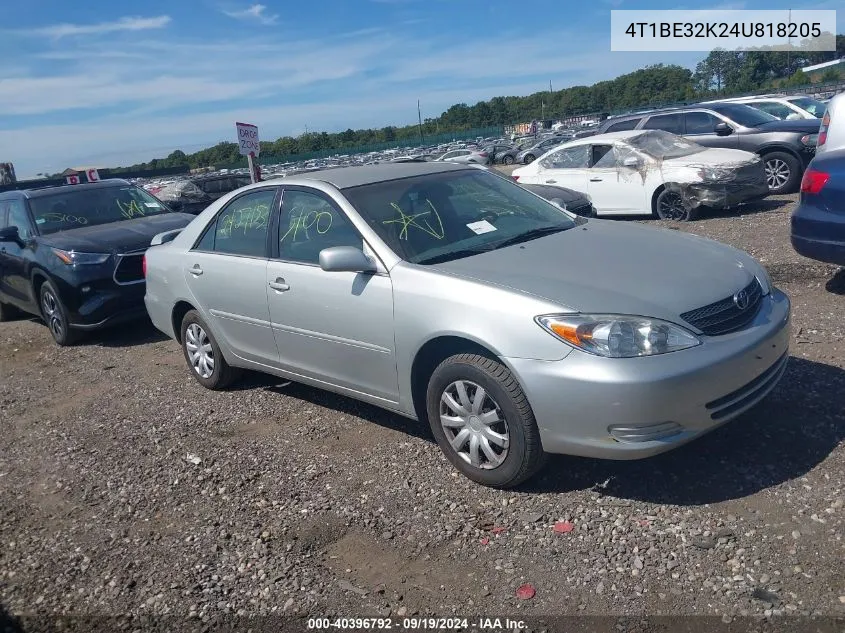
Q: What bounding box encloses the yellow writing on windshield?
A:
[41,213,88,225]
[117,199,147,219]
[383,200,444,240]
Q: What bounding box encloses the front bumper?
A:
[505,288,791,459]
[684,180,770,210]
[64,281,149,330]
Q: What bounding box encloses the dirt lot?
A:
[1,181,844,631]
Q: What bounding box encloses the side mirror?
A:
[622,156,641,168]
[319,246,377,273]
[0,226,20,243]
[714,122,733,136]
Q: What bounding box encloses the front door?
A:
[585,144,650,215]
[183,187,280,366]
[266,187,398,402]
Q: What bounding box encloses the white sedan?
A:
[511,130,770,221]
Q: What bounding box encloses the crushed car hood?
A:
[39,213,194,253]
[430,220,758,324]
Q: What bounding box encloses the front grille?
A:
[680,278,763,336]
[705,353,789,420]
[113,251,146,285]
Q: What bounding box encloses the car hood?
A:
[755,119,821,133]
[38,213,195,253]
[430,220,758,325]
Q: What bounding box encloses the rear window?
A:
[641,113,683,135]
[28,185,171,235]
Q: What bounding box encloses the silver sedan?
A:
[144,162,790,488]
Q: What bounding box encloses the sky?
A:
[0,0,841,178]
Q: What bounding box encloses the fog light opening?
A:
[608,422,684,443]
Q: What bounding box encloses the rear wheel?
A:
[762,151,800,194]
[426,353,546,488]
[523,154,536,164]
[655,188,698,222]
[502,155,514,165]
[39,281,78,346]
[180,310,240,390]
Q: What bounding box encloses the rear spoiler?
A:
[150,228,184,246]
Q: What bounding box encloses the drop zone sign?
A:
[236,122,260,157]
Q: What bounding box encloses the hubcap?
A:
[41,291,64,340]
[658,192,688,220]
[439,380,509,470]
[765,159,790,189]
[185,323,215,379]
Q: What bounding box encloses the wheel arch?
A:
[755,144,802,162]
[171,300,197,343]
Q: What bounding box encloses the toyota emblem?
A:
[733,289,750,310]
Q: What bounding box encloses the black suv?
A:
[0,180,193,345]
[595,103,820,194]
[155,174,253,214]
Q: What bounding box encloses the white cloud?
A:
[24,15,171,39]
[222,4,279,25]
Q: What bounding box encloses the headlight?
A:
[536,314,701,358]
[52,249,110,265]
[800,134,818,146]
[697,167,731,181]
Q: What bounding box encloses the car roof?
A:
[286,162,471,189]
[0,178,131,200]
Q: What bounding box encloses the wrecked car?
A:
[511,130,769,221]
[156,175,253,215]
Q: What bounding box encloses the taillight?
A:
[800,168,829,194]
[478,152,488,157]
[512,175,520,181]
[818,111,830,147]
[142,255,147,277]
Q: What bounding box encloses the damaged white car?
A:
[511,130,769,221]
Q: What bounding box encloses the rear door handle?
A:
[589,178,603,182]
[268,277,290,292]
[189,265,203,276]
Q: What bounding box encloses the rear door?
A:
[183,187,281,365]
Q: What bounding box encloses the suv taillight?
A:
[818,111,830,147]
[800,168,829,194]
[511,175,519,181]
[142,255,147,277]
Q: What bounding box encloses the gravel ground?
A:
[1,177,844,632]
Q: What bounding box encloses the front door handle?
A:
[268,277,290,292]
[189,265,203,276]
[545,179,557,184]
[589,178,603,182]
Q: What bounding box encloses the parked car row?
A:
[0,161,796,489]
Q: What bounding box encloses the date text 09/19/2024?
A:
[307,617,526,630]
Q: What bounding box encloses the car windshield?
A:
[708,103,778,127]
[29,185,171,235]
[342,169,577,264]
[625,130,705,159]
[787,96,827,117]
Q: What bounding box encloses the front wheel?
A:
[655,188,698,222]
[426,353,546,488]
[39,281,78,346]
[763,152,800,194]
[180,310,240,390]
[523,154,536,164]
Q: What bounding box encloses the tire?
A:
[39,281,78,346]
[655,188,699,222]
[425,353,546,488]
[523,154,536,164]
[502,155,514,165]
[762,151,801,194]
[180,309,240,390]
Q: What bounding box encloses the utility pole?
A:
[417,100,424,144]
[549,79,553,93]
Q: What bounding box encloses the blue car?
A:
[791,148,845,265]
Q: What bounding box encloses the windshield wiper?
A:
[490,225,569,249]
[415,247,493,265]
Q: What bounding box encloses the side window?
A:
[6,199,34,239]
[0,200,9,228]
[539,145,590,169]
[605,118,641,132]
[683,111,721,134]
[210,188,276,257]
[753,102,793,120]
[641,114,683,135]
[278,189,362,265]
[194,219,217,251]
[590,144,614,167]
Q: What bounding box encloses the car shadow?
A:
[0,603,24,633]
[522,356,845,504]
[79,320,168,348]
[230,370,434,442]
[825,268,845,295]
[703,197,792,219]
